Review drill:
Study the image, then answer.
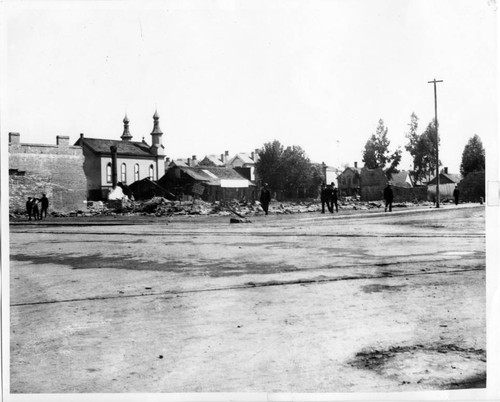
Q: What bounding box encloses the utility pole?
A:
[428,78,443,208]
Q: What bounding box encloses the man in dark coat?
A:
[330,182,339,213]
[260,183,271,215]
[453,186,459,205]
[320,183,330,214]
[26,197,33,221]
[40,193,49,219]
[384,183,394,212]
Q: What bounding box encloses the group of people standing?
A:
[26,194,49,221]
[320,182,339,214]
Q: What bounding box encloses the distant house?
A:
[159,162,256,202]
[427,167,462,200]
[198,151,230,167]
[337,162,362,196]
[319,163,341,187]
[389,170,413,188]
[74,112,166,200]
[360,167,386,201]
[226,151,259,181]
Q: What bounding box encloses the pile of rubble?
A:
[9,197,435,220]
[37,197,432,219]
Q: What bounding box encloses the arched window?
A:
[121,163,127,183]
[149,164,154,180]
[134,164,140,182]
[106,163,112,183]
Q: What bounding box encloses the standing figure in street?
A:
[453,186,460,205]
[320,183,329,214]
[26,197,33,221]
[40,193,49,219]
[384,183,394,212]
[330,182,339,213]
[260,183,271,215]
[31,197,40,220]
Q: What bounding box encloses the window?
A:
[149,164,154,180]
[134,164,140,182]
[106,163,112,183]
[121,163,127,183]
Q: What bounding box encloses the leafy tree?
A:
[306,164,324,198]
[254,140,285,191]
[281,145,313,198]
[405,115,440,184]
[460,134,485,176]
[362,119,402,178]
[255,140,317,199]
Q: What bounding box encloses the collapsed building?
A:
[158,162,256,203]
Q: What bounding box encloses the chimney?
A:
[9,132,20,144]
[251,151,255,160]
[187,158,191,167]
[110,146,118,188]
[80,133,84,139]
[192,155,197,166]
[254,148,259,162]
[220,154,224,164]
[224,150,229,164]
[56,135,69,147]
[444,167,448,174]
[354,161,358,168]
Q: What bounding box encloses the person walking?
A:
[384,183,394,212]
[260,183,271,215]
[31,197,40,220]
[330,182,339,213]
[453,186,460,205]
[40,193,49,219]
[26,197,33,221]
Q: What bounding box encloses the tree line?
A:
[255,114,485,198]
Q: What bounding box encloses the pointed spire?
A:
[151,109,163,135]
[121,113,133,141]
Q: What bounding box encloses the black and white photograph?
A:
[1,0,499,401]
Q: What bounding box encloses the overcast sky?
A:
[2,0,497,173]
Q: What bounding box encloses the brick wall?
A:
[9,141,87,213]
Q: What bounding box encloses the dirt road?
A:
[8,205,486,393]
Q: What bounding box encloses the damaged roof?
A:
[74,137,154,157]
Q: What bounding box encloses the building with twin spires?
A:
[74,111,166,200]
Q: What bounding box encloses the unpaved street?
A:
[8,205,486,393]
